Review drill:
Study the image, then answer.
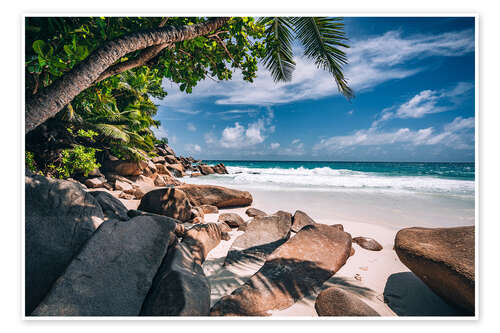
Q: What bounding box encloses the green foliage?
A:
[258,17,353,99]
[47,145,100,179]
[25,151,37,173]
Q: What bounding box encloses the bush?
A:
[48,145,100,179]
[25,151,37,173]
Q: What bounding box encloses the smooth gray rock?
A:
[32,216,177,316]
[141,223,228,316]
[25,174,104,315]
[90,191,129,221]
[224,213,292,269]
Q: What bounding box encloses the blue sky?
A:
[152,17,475,162]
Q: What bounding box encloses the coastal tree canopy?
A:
[25,16,351,178]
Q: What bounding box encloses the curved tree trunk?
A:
[25,17,229,134]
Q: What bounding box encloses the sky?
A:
[151,17,475,162]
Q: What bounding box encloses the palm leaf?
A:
[93,124,130,142]
[294,17,354,99]
[258,17,296,82]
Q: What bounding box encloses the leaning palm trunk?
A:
[25,17,229,134]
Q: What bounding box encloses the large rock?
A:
[212,163,228,174]
[291,210,316,233]
[102,160,145,176]
[156,163,173,176]
[89,191,129,221]
[394,226,475,314]
[218,212,245,228]
[315,287,380,316]
[25,174,104,315]
[141,223,228,316]
[198,164,215,175]
[164,155,178,164]
[224,213,291,269]
[176,184,252,208]
[32,216,177,316]
[138,188,193,222]
[167,163,185,177]
[211,224,352,316]
[152,156,165,164]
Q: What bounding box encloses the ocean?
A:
[182,161,475,229]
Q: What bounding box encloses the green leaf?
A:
[258,17,296,82]
[294,17,353,99]
[32,40,46,55]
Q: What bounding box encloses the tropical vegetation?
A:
[25,16,352,178]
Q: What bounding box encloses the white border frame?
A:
[20,12,479,321]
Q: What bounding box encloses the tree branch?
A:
[94,17,173,84]
[25,17,230,134]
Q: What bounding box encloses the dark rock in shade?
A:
[394,226,475,314]
[32,216,177,316]
[176,184,253,208]
[25,174,104,315]
[291,210,316,233]
[211,224,352,316]
[90,191,129,221]
[199,204,219,214]
[224,213,292,269]
[352,237,383,251]
[315,287,380,316]
[141,223,228,316]
[138,188,193,222]
[218,212,245,228]
[245,207,267,217]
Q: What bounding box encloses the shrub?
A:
[48,145,100,179]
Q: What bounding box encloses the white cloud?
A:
[291,139,301,145]
[347,110,354,115]
[270,142,280,149]
[216,110,275,149]
[184,143,202,153]
[371,82,474,127]
[187,122,196,132]
[156,29,474,108]
[314,116,474,152]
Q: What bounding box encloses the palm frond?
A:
[294,17,354,99]
[93,124,130,142]
[258,17,296,82]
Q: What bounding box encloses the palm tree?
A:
[258,17,353,99]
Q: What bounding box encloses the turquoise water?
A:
[184,161,475,227]
[204,161,475,180]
